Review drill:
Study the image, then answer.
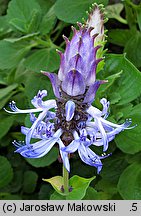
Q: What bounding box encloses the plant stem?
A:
[115,16,128,25]
[63,164,69,194]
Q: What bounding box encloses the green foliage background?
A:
[0,0,141,200]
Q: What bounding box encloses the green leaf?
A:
[0,93,16,110]
[106,3,127,24]
[83,187,110,200]
[0,70,8,85]
[124,31,141,68]
[90,154,127,199]
[54,0,108,24]
[115,103,141,154]
[68,175,95,200]
[5,32,39,43]
[23,171,38,194]
[0,16,10,36]
[97,71,122,102]
[27,9,41,33]
[0,41,30,69]
[114,103,133,121]
[0,1,9,16]
[95,179,118,196]
[39,6,56,35]
[7,0,41,33]
[43,176,64,195]
[9,170,23,193]
[100,153,128,184]
[136,5,141,31]
[0,156,13,188]
[125,1,137,29]
[14,60,29,83]
[0,83,18,100]
[126,152,141,164]
[24,48,60,72]
[106,3,123,17]
[38,184,54,200]
[24,72,55,102]
[103,54,141,105]
[0,115,15,139]
[24,114,32,128]
[25,148,58,167]
[46,175,95,200]
[108,29,133,47]
[0,83,18,109]
[70,159,97,178]
[0,193,21,200]
[37,0,54,14]
[9,18,27,32]
[50,191,66,200]
[118,162,141,199]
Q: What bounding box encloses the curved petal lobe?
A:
[62,70,86,96]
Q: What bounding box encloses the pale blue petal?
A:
[107,125,132,138]
[62,140,80,153]
[4,101,43,114]
[31,90,56,109]
[15,129,63,158]
[78,144,103,173]
[86,105,102,117]
[58,139,70,172]
[101,118,132,129]
[21,126,29,135]
[39,99,56,109]
[100,98,110,117]
[95,118,108,151]
[25,110,48,145]
[17,139,55,158]
[31,90,47,108]
[65,100,75,121]
[30,113,36,123]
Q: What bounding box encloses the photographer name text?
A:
[12,202,116,212]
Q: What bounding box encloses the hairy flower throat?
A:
[55,93,89,146]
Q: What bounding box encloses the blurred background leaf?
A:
[118,162,141,199]
[25,148,58,168]
[0,0,141,200]
[7,0,42,33]
[23,170,38,194]
[0,156,13,189]
[54,0,108,23]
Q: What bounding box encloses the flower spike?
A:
[4,4,133,174]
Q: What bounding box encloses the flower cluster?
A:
[5,4,132,173]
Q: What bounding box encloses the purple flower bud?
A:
[43,23,103,100]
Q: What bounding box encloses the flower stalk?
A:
[63,161,69,195]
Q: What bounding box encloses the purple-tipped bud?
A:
[58,26,102,96]
[43,4,106,99]
[86,3,105,44]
